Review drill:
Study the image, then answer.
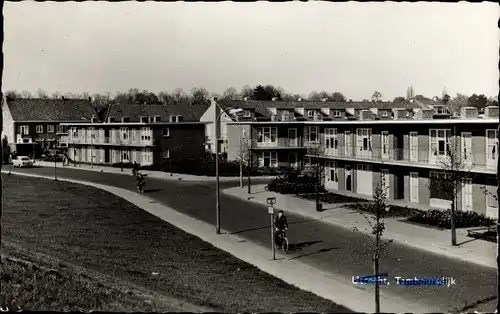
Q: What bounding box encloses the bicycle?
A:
[274,229,289,253]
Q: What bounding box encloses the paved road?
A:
[9,166,497,313]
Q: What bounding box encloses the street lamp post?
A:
[212,98,242,235]
[239,125,243,188]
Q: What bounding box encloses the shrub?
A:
[407,209,495,229]
[43,156,64,162]
[266,173,322,194]
[111,162,136,169]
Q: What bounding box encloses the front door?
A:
[288,128,298,147]
[461,132,472,167]
[462,178,473,211]
[104,149,110,163]
[486,130,498,168]
[381,131,390,160]
[409,132,418,162]
[344,131,352,157]
[345,165,352,191]
[325,161,339,190]
[288,152,298,169]
[410,172,419,203]
[356,164,373,196]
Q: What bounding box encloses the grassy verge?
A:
[2,176,350,312]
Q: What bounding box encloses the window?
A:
[36,125,44,133]
[122,117,130,123]
[256,127,277,143]
[260,151,278,167]
[486,129,498,161]
[120,127,128,140]
[141,127,152,141]
[381,131,389,154]
[381,111,388,117]
[163,150,170,159]
[430,129,451,156]
[243,110,251,118]
[162,128,170,137]
[154,115,161,122]
[307,110,315,117]
[140,116,149,123]
[486,180,498,208]
[356,129,372,151]
[308,126,319,143]
[327,161,338,182]
[177,115,184,122]
[333,110,341,117]
[89,127,96,139]
[20,125,29,135]
[72,128,78,138]
[429,171,452,200]
[324,128,338,149]
[169,116,177,122]
[122,151,130,161]
[108,116,115,123]
[47,125,55,133]
[405,111,410,117]
[242,129,248,139]
[281,110,291,120]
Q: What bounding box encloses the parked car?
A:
[12,156,34,168]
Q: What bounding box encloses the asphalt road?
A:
[8,166,497,313]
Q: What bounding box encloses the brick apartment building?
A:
[61,102,208,167]
[1,96,97,157]
[225,99,499,218]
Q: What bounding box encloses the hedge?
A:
[266,172,324,195]
[407,209,495,229]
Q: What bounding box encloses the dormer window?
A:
[307,110,315,117]
[140,116,149,123]
[381,111,388,117]
[91,115,98,123]
[154,115,161,122]
[333,110,341,117]
[243,110,251,118]
[405,111,410,117]
[122,117,130,123]
[108,116,115,123]
[177,115,184,122]
[169,116,176,122]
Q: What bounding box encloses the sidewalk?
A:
[6,171,426,313]
[33,161,274,182]
[223,184,496,269]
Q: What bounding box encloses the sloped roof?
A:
[104,102,209,122]
[5,98,97,122]
[218,99,423,111]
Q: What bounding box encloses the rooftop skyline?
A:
[3,2,499,100]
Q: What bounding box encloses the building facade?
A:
[61,102,207,166]
[1,96,97,157]
[225,99,499,218]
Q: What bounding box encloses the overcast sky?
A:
[3,2,499,100]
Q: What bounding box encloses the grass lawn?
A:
[2,176,351,312]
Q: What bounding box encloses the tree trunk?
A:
[450,195,457,246]
[315,165,319,210]
[374,255,380,314]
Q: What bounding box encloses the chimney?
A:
[88,96,92,102]
[61,96,65,101]
[485,106,499,118]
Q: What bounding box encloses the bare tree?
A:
[429,137,473,246]
[305,146,326,211]
[172,88,189,103]
[240,85,254,100]
[5,90,20,99]
[222,87,239,100]
[234,135,259,190]
[51,91,62,99]
[448,93,469,114]
[371,91,382,102]
[21,90,32,98]
[352,174,393,314]
[190,87,210,105]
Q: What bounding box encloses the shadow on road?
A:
[144,189,162,193]
[288,247,339,261]
[230,218,320,235]
[287,240,322,253]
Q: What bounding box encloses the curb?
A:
[3,171,429,313]
[221,188,496,270]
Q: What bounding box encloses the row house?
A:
[1,96,96,157]
[61,102,207,167]
[225,99,499,219]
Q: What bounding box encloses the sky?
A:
[3,2,499,101]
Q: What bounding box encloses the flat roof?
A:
[227,118,499,125]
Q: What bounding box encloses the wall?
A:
[226,124,251,161]
[153,124,206,164]
[199,102,233,154]
[1,99,15,145]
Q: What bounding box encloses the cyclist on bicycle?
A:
[136,172,145,191]
[274,210,288,245]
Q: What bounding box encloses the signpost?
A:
[267,197,276,260]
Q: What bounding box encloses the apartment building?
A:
[1,96,97,157]
[225,99,499,218]
[61,102,208,166]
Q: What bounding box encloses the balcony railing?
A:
[314,145,497,172]
[252,137,304,148]
[67,136,154,146]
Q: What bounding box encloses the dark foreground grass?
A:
[2,176,351,312]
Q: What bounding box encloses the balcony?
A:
[252,137,304,149]
[315,145,497,173]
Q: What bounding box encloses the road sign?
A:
[266,197,276,206]
[268,206,274,214]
